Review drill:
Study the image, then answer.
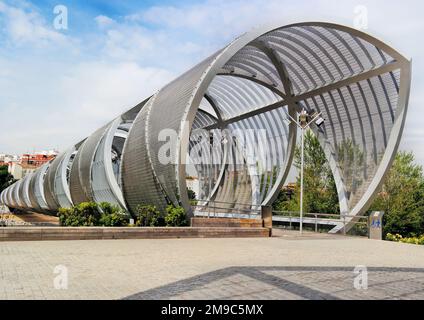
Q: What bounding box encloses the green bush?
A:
[165,205,188,227]
[98,202,129,227]
[58,202,129,227]
[59,202,99,226]
[135,205,164,227]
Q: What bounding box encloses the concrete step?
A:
[191,217,263,228]
[0,226,270,241]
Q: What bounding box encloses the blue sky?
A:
[0,0,423,166]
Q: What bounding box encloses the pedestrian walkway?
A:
[0,231,422,299]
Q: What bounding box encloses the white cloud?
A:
[0,58,174,153]
[0,0,67,47]
[94,20,215,74]
[103,26,155,59]
[58,61,174,121]
[130,0,279,38]
[0,0,423,168]
[94,15,115,29]
[129,0,424,54]
[124,0,424,165]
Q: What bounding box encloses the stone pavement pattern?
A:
[0,231,423,299]
[126,267,424,300]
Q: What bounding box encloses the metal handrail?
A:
[271,210,369,236]
[196,199,261,207]
[272,210,368,219]
[192,202,369,237]
[194,206,261,212]
[191,199,261,219]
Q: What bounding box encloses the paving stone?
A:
[0,234,423,299]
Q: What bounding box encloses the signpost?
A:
[369,211,384,240]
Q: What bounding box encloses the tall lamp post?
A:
[287,108,325,234]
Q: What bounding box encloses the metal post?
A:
[286,109,323,236]
[289,212,292,229]
[367,216,370,239]
[300,128,304,235]
[315,214,318,233]
[343,214,346,235]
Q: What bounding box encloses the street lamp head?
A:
[299,109,308,128]
[315,117,325,127]
[290,108,325,129]
[309,109,325,128]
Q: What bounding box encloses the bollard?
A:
[261,206,273,237]
[315,214,318,232]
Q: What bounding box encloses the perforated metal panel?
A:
[91,117,127,208]
[19,173,33,209]
[54,147,76,208]
[13,179,24,208]
[43,151,66,211]
[69,125,110,205]
[121,95,170,214]
[28,163,50,212]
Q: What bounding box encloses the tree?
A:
[369,151,424,237]
[336,139,365,195]
[0,165,15,193]
[273,130,339,215]
[271,133,424,237]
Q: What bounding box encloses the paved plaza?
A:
[0,230,423,300]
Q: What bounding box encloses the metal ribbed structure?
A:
[69,126,109,204]
[43,151,67,211]
[54,147,76,209]
[6,184,15,208]
[121,96,169,212]
[13,179,24,208]
[91,117,130,208]
[19,172,33,209]
[0,22,411,233]
[28,163,50,212]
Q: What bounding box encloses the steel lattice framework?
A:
[0,22,411,232]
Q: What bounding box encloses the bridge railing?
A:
[191,199,261,219]
[191,201,370,236]
[272,210,369,236]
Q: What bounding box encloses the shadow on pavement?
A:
[123,266,424,300]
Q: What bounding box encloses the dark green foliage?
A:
[58,202,101,226]
[98,202,129,227]
[336,139,365,194]
[273,130,339,215]
[272,189,292,213]
[165,205,188,227]
[135,204,164,227]
[369,151,424,238]
[187,188,198,206]
[58,202,129,227]
[187,188,196,200]
[272,134,424,238]
[0,165,15,193]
